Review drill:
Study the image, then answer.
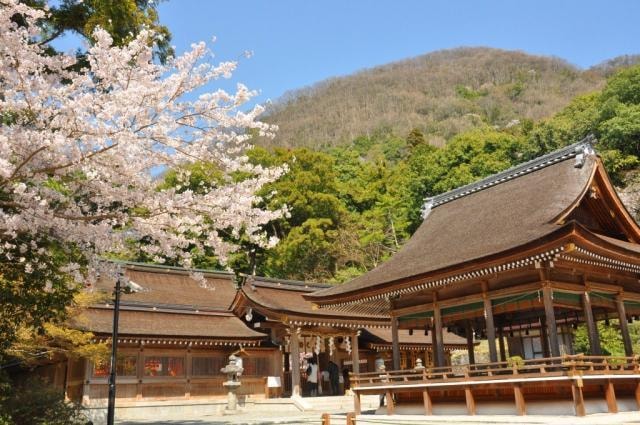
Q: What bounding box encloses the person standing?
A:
[307,358,319,396]
[327,360,340,395]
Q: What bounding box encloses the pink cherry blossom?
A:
[0,0,285,283]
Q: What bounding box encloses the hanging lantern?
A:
[314,335,321,355]
[329,336,335,356]
[345,336,352,354]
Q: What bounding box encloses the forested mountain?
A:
[261,48,638,149]
[145,51,640,287]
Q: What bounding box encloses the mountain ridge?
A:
[261,47,639,149]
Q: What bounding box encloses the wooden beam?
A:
[482,282,498,363]
[393,281,543,318]
[572,380,586,417]
[386,390,394,415]
[582,291,602,355]
[465,386,476,415]
[290,328,301,396]
[605,380,618,413]
[514,384,526,416]
[553,280,621,295]
[616,293,634,357]
[422,389,433,415]
[542,284,561,357]
[465,320,475,365]
[391,317,401,370]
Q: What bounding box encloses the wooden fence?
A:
[349,355,640,416]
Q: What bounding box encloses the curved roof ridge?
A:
[422,135,596,217]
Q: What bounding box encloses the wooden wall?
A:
[82,345,281,403]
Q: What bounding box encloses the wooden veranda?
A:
[350,355,640,416]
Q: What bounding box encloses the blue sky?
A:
[156,0,640,105]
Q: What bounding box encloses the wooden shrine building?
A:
[47,263,467,406]
[306,138,640,416]
[230,276,467,395]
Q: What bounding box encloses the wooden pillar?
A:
[542,285,560,357]
[354,392,361,415]
[572,379,586,417]
[635,381,640,409]
[605,379,618,413]
[433,299,445,367]
[391,317,401,371]
[386,390,395,415]
[498,327,507,362]
[351,332,360,375]
[482,282,498,363]
[422,389,433,415]
[290,328,301,396]
[514,384,526,415]
[582,291,602,355]
[430,321,437,366]
[464,386,476,415]
[465,320,475,365]
[540,317,551,358]
[136,346,144,400]
[185,348,192,399]
[64,358,71,401]
[616,293,634,357]
[82,359,92,406]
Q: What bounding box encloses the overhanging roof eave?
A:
[306,222,582,307]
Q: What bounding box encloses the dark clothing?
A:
[327,361,340,395]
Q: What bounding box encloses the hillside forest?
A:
[148,63,640,286]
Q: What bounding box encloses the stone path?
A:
[118,411,640,425]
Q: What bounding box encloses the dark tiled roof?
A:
[308,145,596,300]
[593,233,640,254]
[93,265,237,311]
[240,278,387,321]
[364,328,467,346]
[75,308,265,340]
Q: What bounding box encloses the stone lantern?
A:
[221,354,244,413]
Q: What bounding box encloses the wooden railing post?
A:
[346,412,356,425]
[321,412,331,425]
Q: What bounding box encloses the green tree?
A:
[573,321,625,356]
[0,373,87,425]
[407,128,427,148]
[23,0,173,63]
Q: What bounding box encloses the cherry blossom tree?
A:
[0,0,284,347]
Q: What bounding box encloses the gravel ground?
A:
[118,411,640,425]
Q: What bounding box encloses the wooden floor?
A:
[350,355,640,416]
